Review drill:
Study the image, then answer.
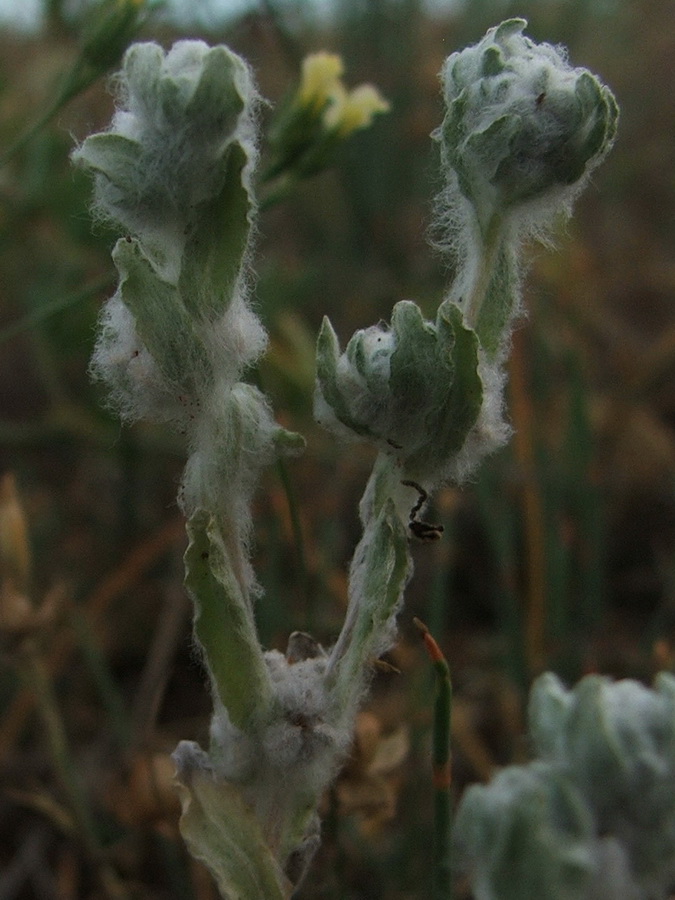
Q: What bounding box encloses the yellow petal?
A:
[298,52,344,110]
[326,83,390,137]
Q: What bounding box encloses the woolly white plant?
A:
[73,21,617,899]
[454,672,675,900]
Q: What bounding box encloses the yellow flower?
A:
[264,52,390,184]
[323,83,390,137]
[298,52,344,111]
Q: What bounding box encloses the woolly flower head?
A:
[314,299,507,486]
[73,41,265,427]
[435,18,618,235]
[73,40,259,273]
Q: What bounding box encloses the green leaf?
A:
[494,17,527,43]
[185,511,272,731]
[175,760,292,900]
[442,92,468,160]
[467,113,519,184]
[433,301,483,455]
[75,132,142,190]
[388,301,482,475]
[113,237,205,388]
[575,73,619,167]
[179,143,252,321]
[158,70,185,128]
[389,301,443,445]
[186,46,245,137]
[481,45,505,76]
[122,41,163,102]
[315,317,375,438]
[273,427,306,456]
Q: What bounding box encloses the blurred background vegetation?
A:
[0,0,673,897]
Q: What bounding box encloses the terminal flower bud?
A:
[436,18,618,233]
[73,40,258,278]
[73,41,265,426]
[315,300,484,484]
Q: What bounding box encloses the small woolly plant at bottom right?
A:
[454,672,675,900]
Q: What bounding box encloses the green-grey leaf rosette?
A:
[455,673,675,899]
[530,672,675,894]
[453,762,597,900]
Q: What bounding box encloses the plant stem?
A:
[275,455,310,617]
[69,607,132,749]
[23,644,100,852]
[324,455,400,683]
[463,213,504,332]
[0,275,114,347]
[509,329,548,676]
[0,65,94,168]
[414,618,452,900]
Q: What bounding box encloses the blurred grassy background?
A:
[0,0,673,897]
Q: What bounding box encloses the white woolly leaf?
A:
[112,237,205,390]
[179,142,252,322]
[315,316,376,440]
[453,763,596,900]
[185,511,272,732]
[73,132,142,191]
[174,752,292,900]
[182,43,248,137]
[528,672,575,761]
